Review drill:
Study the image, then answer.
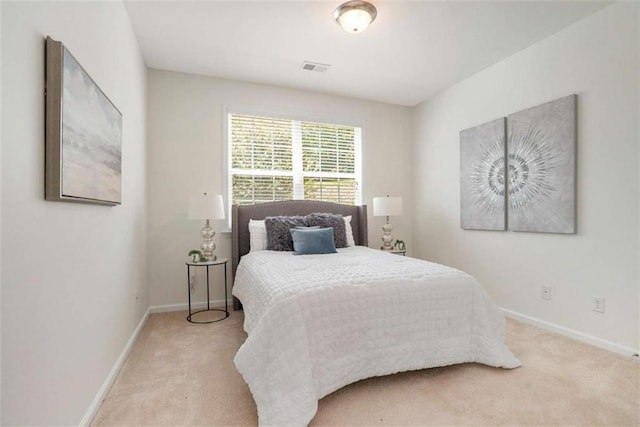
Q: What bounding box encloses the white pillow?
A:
[344,215,355,247]
[249,219,267,252]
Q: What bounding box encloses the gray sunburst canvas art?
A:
[459,95,576,234]
[507,95,576,233]
[460,118,507,231]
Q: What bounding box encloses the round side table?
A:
[185,257,229,324]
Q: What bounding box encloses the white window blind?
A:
[227,113,362,209]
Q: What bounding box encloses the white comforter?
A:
[233,246,520,426]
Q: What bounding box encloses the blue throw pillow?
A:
[289,227,337,255]
[305,213,347,248]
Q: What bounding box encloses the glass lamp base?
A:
[200,219,217,261]
[381,218,394,251]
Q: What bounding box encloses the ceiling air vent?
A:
[301,61,331,73]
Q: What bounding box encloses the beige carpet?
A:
[92,309,639,426]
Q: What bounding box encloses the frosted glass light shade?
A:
[188,193,225,220]
[334,1,377,34]
[373,196,403,217]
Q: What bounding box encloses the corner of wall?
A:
[0,0,4,417]
[637,2,640,352]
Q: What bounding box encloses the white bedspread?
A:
[233,246,521,426]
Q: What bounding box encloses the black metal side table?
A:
[185,257,229,324]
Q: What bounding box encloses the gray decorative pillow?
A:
[305,213,347,248]
[265,216,308,251]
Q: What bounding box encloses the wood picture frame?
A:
[45,36,122,206]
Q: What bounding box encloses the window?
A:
[227,113,362,211]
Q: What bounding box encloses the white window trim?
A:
[291,120,303,199]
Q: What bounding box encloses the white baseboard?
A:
[149,299,233,314]
[501,308,639,358]
[79,299,233,425]
[80,307,151,426]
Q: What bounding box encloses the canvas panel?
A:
[460,117,507,231]
[507,94,576,233]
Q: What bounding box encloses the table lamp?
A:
[373,195,403,251]
[188,193,225,261]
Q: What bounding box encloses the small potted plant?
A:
[188,249,204,263]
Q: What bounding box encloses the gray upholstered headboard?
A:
[231,200,368,309]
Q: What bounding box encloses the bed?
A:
[231,200,520,426]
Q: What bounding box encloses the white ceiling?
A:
[124,1,610,106]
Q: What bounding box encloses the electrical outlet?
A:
[592,296,605,313]
[541,286,552,300]
[190,274,197,292]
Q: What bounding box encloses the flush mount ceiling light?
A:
[334,0,377,34]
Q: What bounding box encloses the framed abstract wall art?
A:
[459,95,576,234]
[45,36,122,206]
[507,95,576,233]
[460,117,507,231]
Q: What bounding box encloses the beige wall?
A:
[147,69,413,307]
[412,3,639,351]
[1,2,148,424]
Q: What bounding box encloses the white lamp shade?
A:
[373,196,403,217]
[188,193,225,220]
